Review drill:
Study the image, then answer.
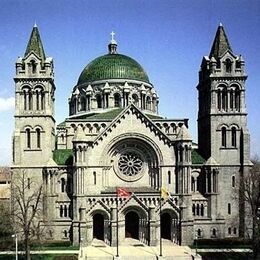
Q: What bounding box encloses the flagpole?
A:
[159,192,162,257]
[116,188,119,257]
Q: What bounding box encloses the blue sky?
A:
[0,0,260,165]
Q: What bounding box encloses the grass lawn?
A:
[0,255,78,260]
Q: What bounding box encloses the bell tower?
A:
[197,23,250,164]
[13,24,56,165]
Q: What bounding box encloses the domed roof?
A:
[77,53,150,85]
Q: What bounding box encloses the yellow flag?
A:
[161,187,170,199]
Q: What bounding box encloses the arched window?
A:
[228,203,231,214]
[168,171,171,184]
[40,91,45,110]
[146,96,151,110]
[231,127,237,147]
[93,171,96,185]
[225,59,232,73]
[61,178,66,193]
[221,127,227,147]
[217,89,221,110]
[230,89,234,110]
[233,227,237,235]
[191,176,195,192]
[222,88,227,111]
[232,176,235,188]
[36,128,41,148]
[26,128,31,148]
[36,91,40,110]
[235,88,240,111]
[192,204,195,215]
[60,205,63,217]
[31,60,37,74]
[23,90,27,110]
[212,228,216,237]
[228,227,231,235]
[64,230,68,238]
[28,90,33,110]
[64,205,67,217]
[114,93,121,107]
[96,95,102,108]
[197,229,202,238]
[196,204,200,216]
[132,94,139,106]
[80,97,86,111]
[201,204,204,216]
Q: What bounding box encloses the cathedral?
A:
[12,24,251,246]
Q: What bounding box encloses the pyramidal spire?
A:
[209,23,232,58]
[24,24,46,60]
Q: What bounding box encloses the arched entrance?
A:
[125,211,139,239]
[161,212,171,240]
[93,213,104,240]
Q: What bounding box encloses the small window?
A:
[232,176,235,188]
[228,227,231,235]
[26,128,31,148]
[31,60,37,73]
[36,128,41,148]
[231,127,237,147]
[64,205,67,217]
[114,93,121,107]
[93,171,96,185]
[27,178,31,189]
[197,229,202,238]
[168,171,171,184]
[228,203,231,214]
[201,204,204,216]
[221,127,227,147]
[225,59,232,73]
[96,95,102,108]
[60,205,63,217]
[192,204,195,216]
[64,230,68,238]
[212,228,216,237]
[61,178,66,193]
[233,227,237,235]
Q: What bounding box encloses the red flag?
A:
[116,187,131,197]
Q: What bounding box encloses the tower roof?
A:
[24,25,46,60]
[209,23,232,58]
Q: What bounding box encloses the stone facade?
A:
[12,24,251,246]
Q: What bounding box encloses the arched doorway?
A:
[93,213,104,240]
[125,211,139,239]
[161,212,171,240]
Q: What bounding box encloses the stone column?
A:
[149,206,157,246]
[110,206,117,246]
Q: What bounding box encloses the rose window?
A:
[118,152,143,176]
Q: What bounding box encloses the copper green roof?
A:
[25,25,46,60]
[78,54,150,85]
[53,149,73,165]
[192,149,206,165]
[209,24,232,58]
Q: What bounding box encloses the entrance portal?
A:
[93,213,104,240]
[161,212,171,240]
[125,211,139,239]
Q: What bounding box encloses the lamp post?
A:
[12,234,18,260]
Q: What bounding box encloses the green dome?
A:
[78,53,150,85]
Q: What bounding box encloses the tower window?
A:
[93,171,96,185]
[61,178,66,192]
[80,97,86,111]
[230,89,234,110]
[36,128,41,148]
[60,205,63,217]
[212,228,216,237]
[41,91,45,110]
[228,227,231,235]
[232,176,235,188]
[221,127,227,147]
[235,88,240,111]
[132,94,139,106]
[28,91,33,110]
[228,203,231,214]
[222,89,228,111]
[96,94,102,108]
[26,128,31,148]
[168,171,171,184]
[114,93,121,107]
[217,89,221,110]
[201,204,204,216]
[225,59,232,73]
[233,227,237,235]
[231,127,237,147]
[31,60,37,74]
[197,229,202,238]
[27,178,31,189]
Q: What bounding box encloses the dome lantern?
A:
[108,31,117,54]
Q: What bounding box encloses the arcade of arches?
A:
[91,207,180,246]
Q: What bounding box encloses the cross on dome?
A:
[110,31,117,45]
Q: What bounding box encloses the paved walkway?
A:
[79,238,199,260]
